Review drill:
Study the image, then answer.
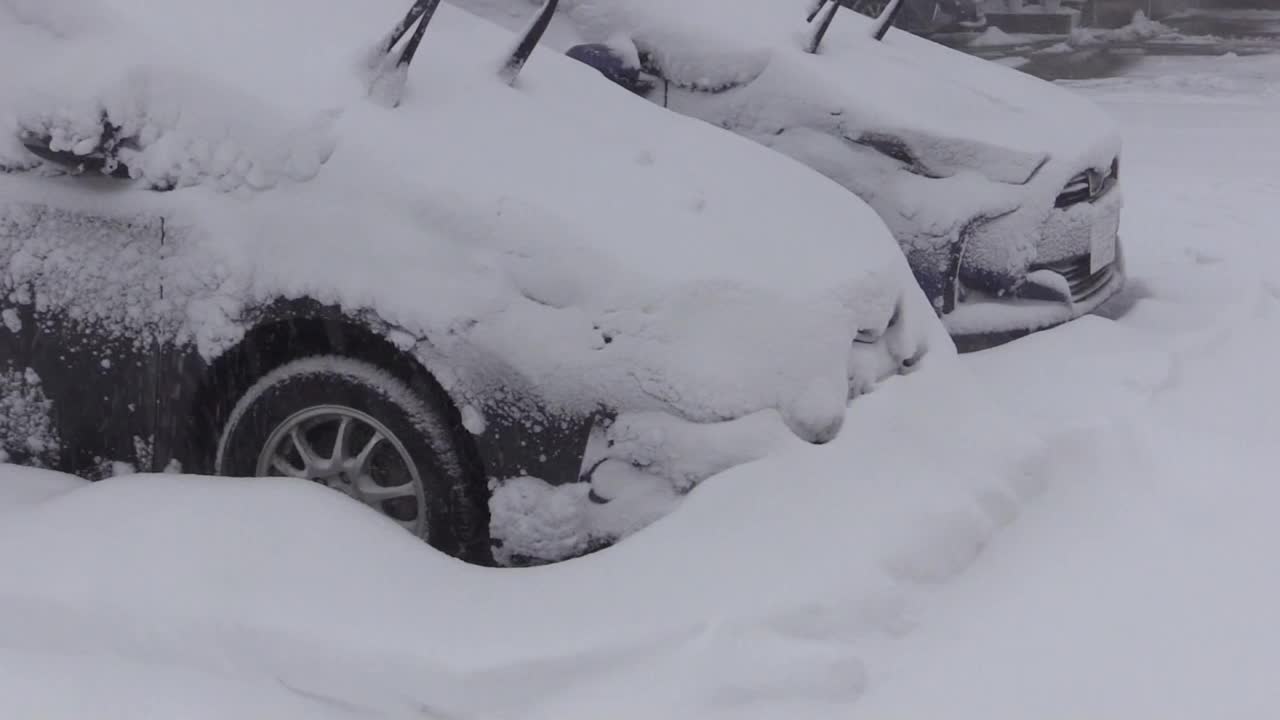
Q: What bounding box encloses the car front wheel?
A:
[214,355,488,562]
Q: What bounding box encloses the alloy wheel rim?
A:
[256,405,428,536]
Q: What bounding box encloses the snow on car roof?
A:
[0,0,944,440]
[552,0,1120,167]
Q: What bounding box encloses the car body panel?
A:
[0,198,163,475]
[0,192,610,487]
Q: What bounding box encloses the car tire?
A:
[215,355,489,563]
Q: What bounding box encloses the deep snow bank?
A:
[857,281,1280,720]
[0,341,1078,718]
[0,649,365,720]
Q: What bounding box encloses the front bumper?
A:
[944,239,1126,352]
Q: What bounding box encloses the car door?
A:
[0,191,164,476]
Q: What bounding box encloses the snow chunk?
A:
[604,31,641,69]
[489,477,593,565]
[460,405,487,435]
[0,368,59,467]
[562,0,772,89]
[13,66,338,192]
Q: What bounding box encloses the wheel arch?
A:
[176,298,485,489]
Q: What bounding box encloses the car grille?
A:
[1032,256,1116,303]
[1055,157,1120,209]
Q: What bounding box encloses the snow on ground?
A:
[967,26,1042,47]
[1067,50,1280,99]
[854,55,1280,717]
[1,43,1278,720]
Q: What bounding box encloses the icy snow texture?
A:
[0,0,942,450]
[0,367,58,466]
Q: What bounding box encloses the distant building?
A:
[977,0,1200,32]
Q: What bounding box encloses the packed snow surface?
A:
[855,58,1280,717]
[0,0,941,444]
[1,28,1277,720]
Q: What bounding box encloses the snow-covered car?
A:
[460,0,1126,349]
[0,0,942,564]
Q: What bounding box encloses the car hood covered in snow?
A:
[0,0,945,444]
[478,0,1122,185]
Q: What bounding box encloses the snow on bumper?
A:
[946,180,1126,345]
[486,300,946,566]
[943,249,1125,347]
[488,409,792,565]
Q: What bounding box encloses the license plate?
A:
[1090,213,1119,275]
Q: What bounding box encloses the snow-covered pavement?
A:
[2,54,1279,718]
[856,56,1280,718]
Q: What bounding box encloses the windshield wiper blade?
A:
[366,0,442,106]
[381,0,442,70]
[870,0,906,41]
[499,0,559,84]
[806,0,841,53]
[370,0,559,102]
[806,0,904,52]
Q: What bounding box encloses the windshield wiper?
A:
[370,0,559,104]
[500,0,560,85]
[381,0,442,69]
[806,0,906,53]
[367,0,443,106]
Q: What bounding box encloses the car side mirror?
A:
[17,119,135,180]
[565,43,655,96]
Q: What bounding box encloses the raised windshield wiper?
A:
[500,0,560,85]
[381,0,443,70]
[805,0,906,53]
[369,0,559,105]
[366,0,443,106]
